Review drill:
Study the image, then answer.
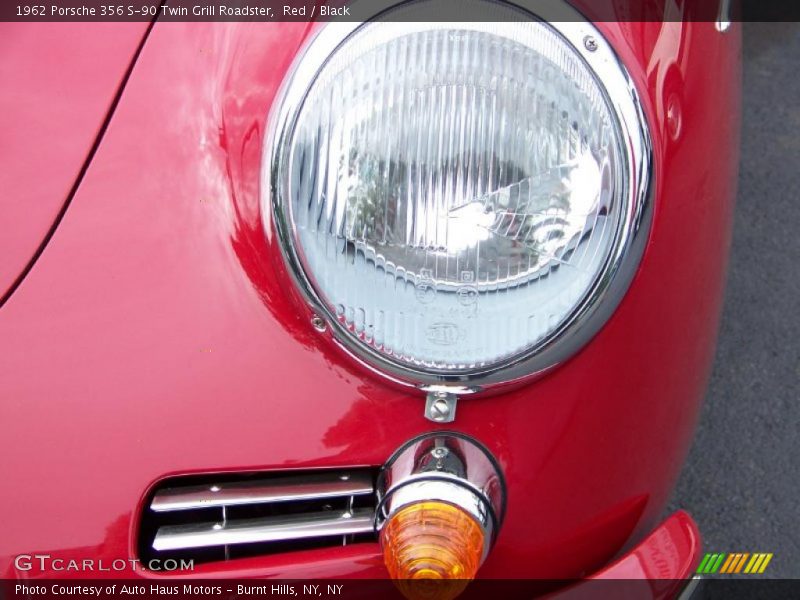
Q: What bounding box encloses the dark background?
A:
[666,22,800,579]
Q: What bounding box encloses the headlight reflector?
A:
[267,1,652,389]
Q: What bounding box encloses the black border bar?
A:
[2,0,800,22]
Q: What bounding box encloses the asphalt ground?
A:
[665,22,800,579]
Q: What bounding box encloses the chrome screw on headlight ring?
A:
[264,0,653,398]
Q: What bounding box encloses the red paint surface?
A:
[0,23,150,299]
[550,511,701,598]
[0,18,740,581]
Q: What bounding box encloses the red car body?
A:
[0,11,740,595]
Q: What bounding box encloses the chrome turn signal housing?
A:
[376,433,505,591]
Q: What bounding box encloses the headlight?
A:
[266,0,652,392]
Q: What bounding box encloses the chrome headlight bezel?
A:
[264,1,653,394]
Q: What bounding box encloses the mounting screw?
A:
[310,314,327,332]
[431,447,449,459]
[583,35,598,52]
[425,391,458,423]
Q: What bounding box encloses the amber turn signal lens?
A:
[380,501,485,599]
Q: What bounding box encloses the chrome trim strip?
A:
[150,472,373,513]
[716,0,732,32]
[152,508,374,551]
[264,0,654,393]
[677,576,704,600]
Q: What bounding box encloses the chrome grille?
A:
[139,469,378,565]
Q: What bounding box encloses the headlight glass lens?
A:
[274,5,634,374]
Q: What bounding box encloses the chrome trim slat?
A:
[152,508,374,551]
[150,472,373,512]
